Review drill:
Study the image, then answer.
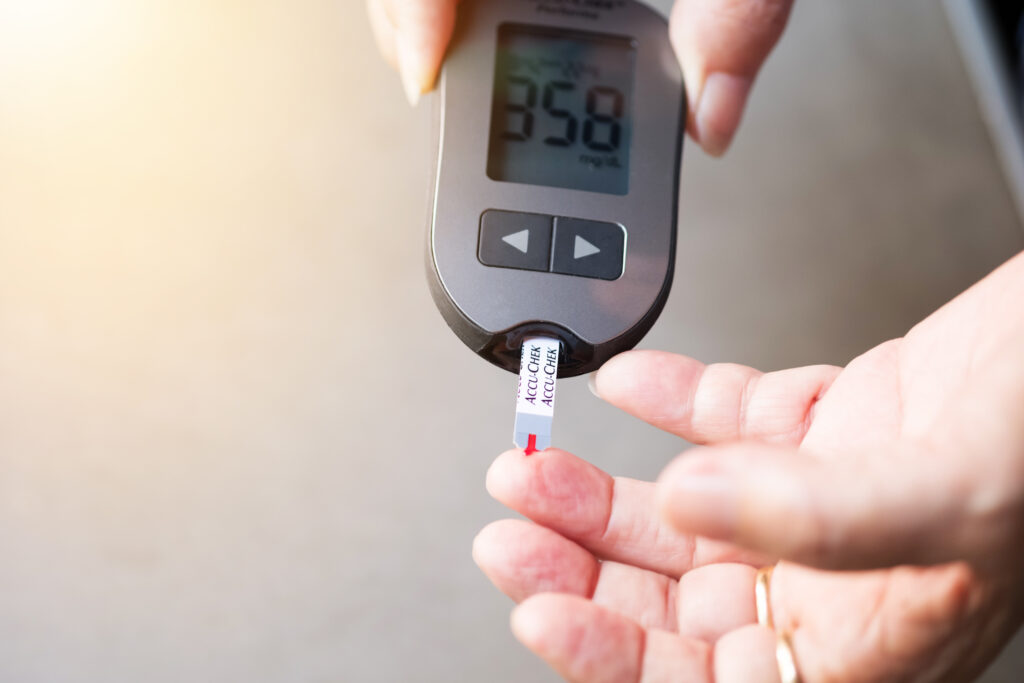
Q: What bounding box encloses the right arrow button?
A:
[552,217,626,281]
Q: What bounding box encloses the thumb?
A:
[656,443,983,571]
[368,0,460,106]
[670,0,794,155]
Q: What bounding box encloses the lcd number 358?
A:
[500,77,625,154]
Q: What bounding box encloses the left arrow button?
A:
[478,210,553,273]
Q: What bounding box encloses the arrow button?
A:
[478,210,553,273]
[552,217,626,280]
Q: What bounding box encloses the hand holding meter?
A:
[426,0,686,380]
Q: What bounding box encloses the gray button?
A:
[478,210,553,273]
[551,217,626,280]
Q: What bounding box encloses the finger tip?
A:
[510,601,540,646]
[591,353,626,392]
[592,350,654,401]
[698,137,730,158]
[511,594,560,647]
[486,449,523,497]
[514,595,643,682]
[654,471,675,513]
[472,521,525,599]
[486,447,569,500]
[396,41,436,107]
[655,472,685,530]
[488,449,610,535]
[657,449,712,488]
[694,73,751,157]
[659,445,810,550]
[655,449,733,532]
[693,126,734,157]
[471,521,501,568]
[472,518,526,565]
[400,68,424,106]
[486,448,551,507]
[475,520,599,605]
[596,350,702,409]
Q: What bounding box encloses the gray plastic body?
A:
[426,0,686,377]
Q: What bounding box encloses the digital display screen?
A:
[486,25,636,195]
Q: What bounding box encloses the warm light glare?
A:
[0,0,124,60]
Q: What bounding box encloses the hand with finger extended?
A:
[476,251,1024,681]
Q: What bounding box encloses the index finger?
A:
[592,350,839,446]
[486,448,765,577]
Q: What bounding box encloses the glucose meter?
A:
[426,0,686,377]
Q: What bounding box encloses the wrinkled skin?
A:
[473,252,1024,682]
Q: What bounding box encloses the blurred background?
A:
[1,0,1023,681]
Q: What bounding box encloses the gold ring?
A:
[754,565,774,629]
[755,565,802,682]
[776,631,800,683]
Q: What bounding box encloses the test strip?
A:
[513,337,560,454]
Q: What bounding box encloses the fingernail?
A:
[695,73,751,156]
[587,373,600,398]
[397,37,424,107]
[657,458,738,539]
